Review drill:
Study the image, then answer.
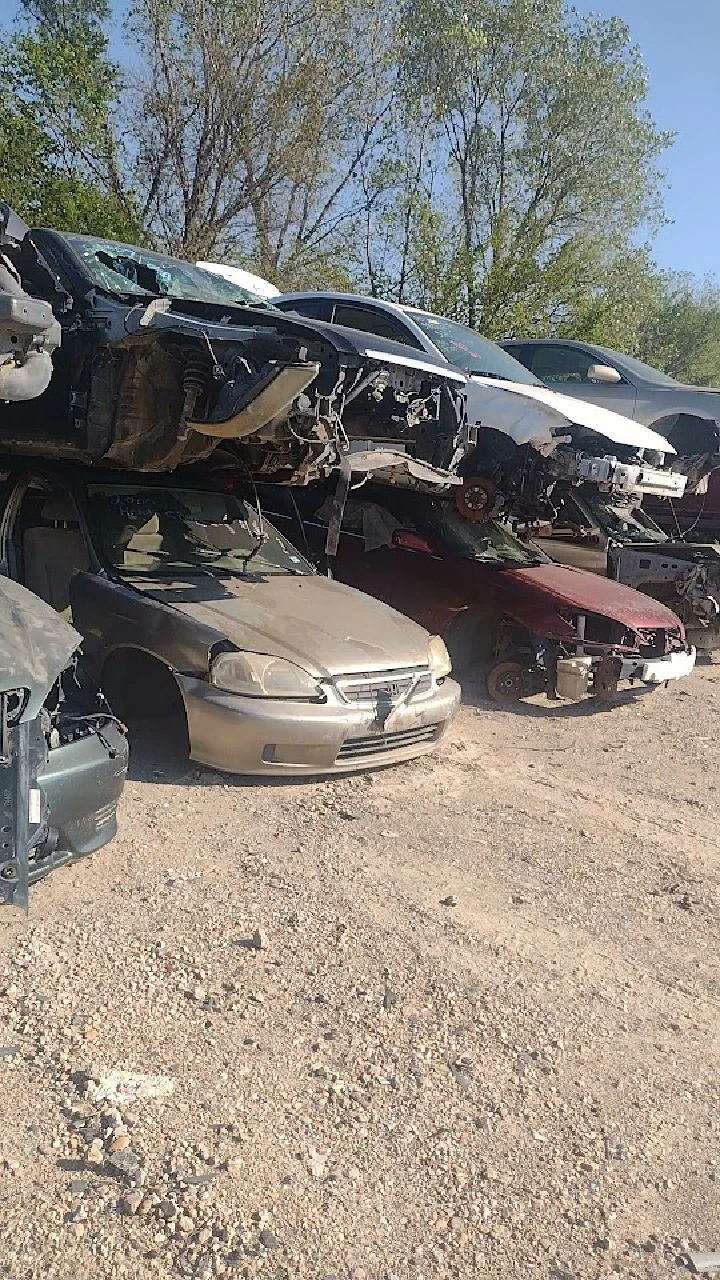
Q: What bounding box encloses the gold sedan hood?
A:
[140,572,433,677]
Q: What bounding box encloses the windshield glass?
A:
[596,346,680,386]
[404,309,541,384]
[85,484,313,579]
[63,234,270,307]
[432,504,550,565]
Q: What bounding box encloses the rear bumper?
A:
[178,674,460,776]
[617,645,696,684]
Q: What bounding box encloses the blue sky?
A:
[3,0,718,278]
[573,0,720,278]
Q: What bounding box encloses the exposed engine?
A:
[0,210,470,484]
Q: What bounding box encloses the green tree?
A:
[0,0,139,236]
[127,0,395,275]
[365,0,672,336]
[634,275,720,386]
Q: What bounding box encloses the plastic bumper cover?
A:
[178,674,460,775]
[617,645,696,685]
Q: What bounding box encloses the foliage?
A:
[364,0,672,337]
[0,0,140,236]
[1,0,719,388]
[126,0,396,273]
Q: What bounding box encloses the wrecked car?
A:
[512,486,720,656]
[0,204,470,483]
[274,292,708,514]
[253,480,696,704]
[0,575,128,908]
[0,466,459,776]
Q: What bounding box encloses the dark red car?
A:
[255,481,696,703]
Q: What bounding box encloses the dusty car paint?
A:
[257,481,695,703]
[519,486,720,654]
[0,468,459,776]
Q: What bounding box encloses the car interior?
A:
[12,488,90,618]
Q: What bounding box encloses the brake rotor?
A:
[486,660,529,703]
[456,477,502,523]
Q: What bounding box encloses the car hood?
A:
[503,562,684,631]
[139,572,434,677]
[0,576,81,721]
[467,376,676,456]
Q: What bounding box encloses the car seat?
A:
[22,494,90,617]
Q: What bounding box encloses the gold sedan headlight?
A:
[210,651,323,699]
[428,635,452,679]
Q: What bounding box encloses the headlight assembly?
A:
[210,651,323,700]
[428,635,452,680]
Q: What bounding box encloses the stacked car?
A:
[0,209,709,898]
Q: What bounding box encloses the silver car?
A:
[0,468,459,776]
[499,338,720,455]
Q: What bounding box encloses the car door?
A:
[330,302,425,349]
[525,343,638,418]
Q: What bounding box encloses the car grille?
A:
[336,724,442,760]
[334,669,433,708]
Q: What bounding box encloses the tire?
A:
[443,608,499,675]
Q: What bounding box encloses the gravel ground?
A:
[0,667,719,1280]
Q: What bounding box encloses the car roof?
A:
[502,337,603,350]
[277,291,409,315]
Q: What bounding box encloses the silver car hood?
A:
[467,376,677,456]
[140,572,433,677]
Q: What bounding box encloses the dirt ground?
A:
[0,666,719,1280]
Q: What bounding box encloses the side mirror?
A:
[587,363,622,385]
[392,529,434,555]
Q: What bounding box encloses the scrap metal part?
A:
[0,202,61,403]
[688,1253,720,1275]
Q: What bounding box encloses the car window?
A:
[276,296,334,322]
[499,342,534,371]
[60,234,269,307]
[332,303,422,348]
[431,505,550,566]
[528,344,606,384]
[402,311,541,383]
[595,347,680,386]
[84,484,313,579]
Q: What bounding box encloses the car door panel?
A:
[527,343,638,418]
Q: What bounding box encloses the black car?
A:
[0,203,469,484]
[1,576,128,908]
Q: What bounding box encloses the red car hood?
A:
[504,563,683,631]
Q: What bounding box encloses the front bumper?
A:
[617,645,697,685]
[30,723,129,884]
[177,674,460,776]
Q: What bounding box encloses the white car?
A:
[274,292,692,508]
[196,260,280,301]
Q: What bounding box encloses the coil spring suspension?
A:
[178,356,211,440]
